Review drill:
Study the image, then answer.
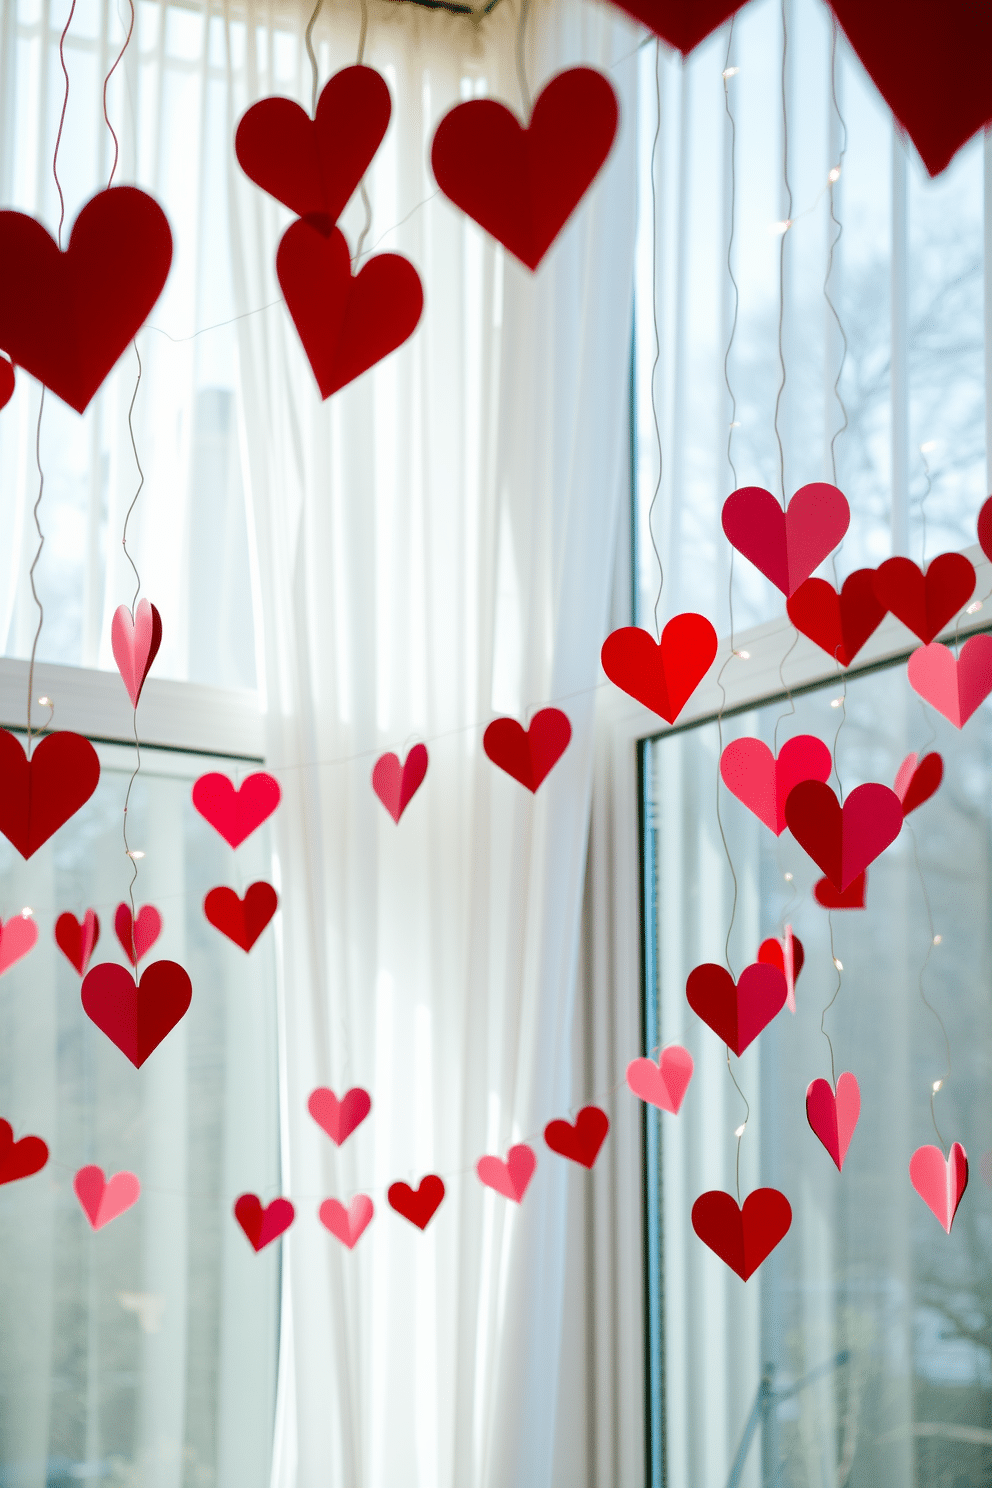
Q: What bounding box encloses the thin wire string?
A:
[773,0,792,509]
[304,0,324,115]
[102,0,135,186]
[354,0,372,261]
[822,912,842,1086]
[722,19,739,491]
[824,20,848,487]
[906,821,951,1152]
[515,0,532,117]
[648,41,664,638]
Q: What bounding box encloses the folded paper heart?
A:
[0,356,13,410]
[873,554,975,644]
[73,1165,140,1229]
[372,744,428,822]
[111,600,162,708]
[910,1142,968,1234]
[721,483,850,598]
[685,961,787,1057]
[0,187,172,413]
[476,1143,536,1202]
[81,960,193,1068]
[605,0,746,52]
[114,903,162,967]
[234,1193,295,1251]
[805,1073,860,1171]
[691,1188,792,1281]
[786,570,886,667]
[720,734,832,837]
[431,67,618,271]
[307,1086,371,1145]
[0,728,100,859]
[483,708,571,792]
[192,770,281,848]
[626,1044,693,1115]
[0,914,38,977]
[979,495,992,564]
[601,613,717,724]
[757,928,804,1013]
[785,780,903,892]
[204,883,278,952]
[907,638,992,729]
[543,1106,609,1168]
[55,909,100,975]
[319,1194,374,1248]
[387,1175,445,1230]
[814,871,867,910]
[893,751,943,816]
[277,221,423,399]
[0,1119,48,1185]
[236,66,391,233]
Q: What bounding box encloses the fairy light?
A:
[920,440,937,454]
[730,420,742,429]
[37,696,51,707]
[830,697,844,709]
[20,907,32,918]
[967,601,983,614]
[735,649,751,660]
[783,872,793,883]
[833,956,843,972]
[770,219,792,236]
[734,1123,746,1137]
[932,934,942,945]
[932,1079,943,1093]
[722,65,739,79]
[128,850,145,860]
[828,166,841,183]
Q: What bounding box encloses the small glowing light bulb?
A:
[784,872,793,883]
[38,696,51,707]
[128,850,146,860]
[734,1124,746,1137]
[828,166,842,183]
[20,907,32,917]
[722,66,740,79]
[967,601,983,614]
[830,697,844,709]
[833,957,843,972]
[933,933,942,945]
[932,1079,943,1093]
[735,649,751,660]
[920,440,937,454]
[770,219,792,236]
[729,420,742,429]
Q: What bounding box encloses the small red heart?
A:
[372,744,428,823]
[81,959,193,1068]
[431,68,618,271]
[721,483,850,598]
[114,902,163,967]
[0,729,100,859]
[307,1086,372,1146]
[893,751,943,816]
[626,1045,693,1115]
[0,1119,48,1185]
[483,708,571,792]
[277,221,423,399]
[73,1165,140,1229]
[387,1175,445,1230]
[204,883,278,952]
[978,495,992,562]
[786,570,886,667]
[691,1188,792,1280]
[685,961,787,1057]
[756,932,804,1013]
[543,1106,609,1169]
[604,0,747,53]
[0,356,13,410]
[873,554,975,645]
[192,770,281,848]
[0,914,38,977]
[786,781,903,892]
[813,871,867,910]
[806,1073,860,1172]
[234,1193,295,1252]
[55,909,100,975]
[601,614,717,724]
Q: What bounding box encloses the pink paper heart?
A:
[114,903,163,966]
[907,637,992,728]
[318,1194,374,1248]
[372,744,428,822]
[720,734,832,837]
[307,1086,372,1145]
[0,913,38,976]
[73,1164,141,1229]
[626,1045,694,1114]
[805,1073,860,1171]
[111,600,162,708]
[191,771,282,848]
[476,1143,536,1202]
[721,483,850,597]
[910,1141,969,1233]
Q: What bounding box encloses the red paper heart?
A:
[204,883,278,952]
[786,570,886,667]
[720,734,832,837]
[813,871,867,910]
[907,638,992,729]
[431,68,618,271]
[626,1045,694,1115]
[757,931,804,1012]
[0,729,100,859]
[387,1175,445,1230]
[111,600,162,708]
[721,483,850,598]
[543,1106,609,1169]
[372,744,428,822]
[910,1142,969,1234]
[114,902,162,967]
[234,1193,295,1251]
[893,751,943,816]
[601,613,717,723]
[685,961,787,1057]
[873,554,975,645]
[81,959,193,1068]
[0,1119,48,1185]
[691,1188,792,1281]
[785,780,903,892]
[55,909,100,975]
[307,1086,372,1145]
[236,66,391,233]
[277,221,423,399]
[805,1073,860,1171]
[0,356,13,410]
[483,707,571,792]
[73,1165,140,1229]
[0,187,172,413]
[604,0,747,53]
[476,1144,537,1202]
[192,770,281,848]
[978,495,992,562]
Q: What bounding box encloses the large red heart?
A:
[786,570,886,667]
[721,483,850,598]
[192,770,281,848]
[80,959,193,1068]
[893,751,943,816]
[685,961,786,1057]
[236,66,391,234]
[601,613,717,724]
[55,909,100,975]
[431,68,618,271]
[543,1106,609,1169]
[813,871,867,910]
[691,1188,792,1281]
[483,708,571,792]
[307,1086,371,1145]
[234,1193,295,1251]
[873,554,975,645]
[0,356,13,410]
[387,1175,445,1230]
[277,221,422,399]
[372,744,428,823]
[720,734,832,837]
[910,1142,969,1234]
[786,780,903,892]
[605,0,747,53]
[204,882,278,952]
[0,1119,48,1185]
[114,902,162,967]
[0,187,172,414]
[0,729,100,859]
[806,1073,860,1172]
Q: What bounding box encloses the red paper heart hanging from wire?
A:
[720,734,832,836]
[0,729,100,859]
[601,613,717,724]
[873,554,975,645]
[192,770,281,847]
[543,1106,609,1168]
[111,600,162,708]
[204,882,278,951]
[234,1193,295,1251]
[785,780,903,892]
[757,928,803,1012]
[685,961,787,1057]
[893,751,943,816]
[691,1187,792,1280]
[372,744,428,822]
[806,1073,860,1171]
[387,1175,445,1230]
[0,1119,48,1185]
[721,483,850,598]
[114,902,162,966]
[0,914,38,977]
[0,356,13,410]
[483,708,571,792]
[786,570,886,667]
[604,0,748,53]
[907,637,992,728]
[55,909,100,975]
[81,959,193,1068]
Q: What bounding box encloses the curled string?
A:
[822,912,842,1087]
[122,343,144,612]
[727,1049,750,1205]
[714,653,739,976]
[824,20,848,486]
[121,717,142,976]
[648,42,664,637]
[722,18,740,491]
[772,628,799,753]
[773,0,792,509]
[830,661,847,801]
[906,821,951,1152]
[304,0,324,115]
[515,0,532,117]
[102,0,135,186]
[354,0,372,261]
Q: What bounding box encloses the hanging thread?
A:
[648,41,665,638]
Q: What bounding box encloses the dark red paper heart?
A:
[786,780,903,892]
[601,613,717,723]
[236,66,391,233]
[372,744,428,822]
[277,221,422,399]
[431,67,618,271]
[786,570,885,667]
[0,356,13,410]
[873,554,975,645]
[387,1175,445,1230]
[721,483,850,598]
[81,959,192,1068]
[685,961,787,1057]
[483,708,571,792]
[55,909,100,975]
[0,729,100,859]
[899,753,943,817]
[234,1193,295,1251]
[978,496,992,563]
[204,882,278,951]
[691,1188,792,1281]
[0,187,172,414]
[756,934,804,984]
[604,0,747,53]
[543,1106,609,1169]
[814,872,867,910]
[0,1119,48,1186]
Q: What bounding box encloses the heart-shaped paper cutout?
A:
[236,66,391,233]
[601,613,718,723]
[431,67,618,271]
[0,356,13,410]
[319,1194,374,1248]
[685,961,787,1057]
[786,780,903,892]
[626,1044,694,1115]
[0,187,172,413]
[372,744,428,822]
[483,708,571,792]
[814,871,867,910]
[978,495,992,563]
[691,1187,792,1281]
[0,914,38,977]
[543,1106,609,1169]
[605,0,747,53]
[720,734,832,837]
[204,883,278,951]
[192,770,281,848]
[907,638,992,729]
[111,600,162,708]
[234,1193,295,1251]
[0,729,100,859]
[894,751,943,816]
[757,928,804,1013]
[114,903,162,967]
[73,1165,140,1229]
[786,570,886,667]
[476,1143,536,1202]
[387,1175,445,1230]
[307,1086,371,1146]
[81,959,192,1068]
[55,909,100,975]
[873,554,975,645]
[721,483,850,598]
[0,1119,48,1185]
[910,1141,968,1233]
[805,1073,860,1171]
[277,221,423,399]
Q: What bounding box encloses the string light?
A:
[20,907,32,917]
[932,933,942,945]
[920,440,937,454]
[828,166,841,183]
[735,648,751,660]
[37,696,51,707]
[932,1079,943,1093]
[830,697,844,709]
[734,1123,746,1137]
[783,872,793,882]
[770,219,792,236]
[722,65,740,79]
[967,600,983,614]
[127,850,145,860]
[833,956,843,971]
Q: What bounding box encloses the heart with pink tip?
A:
[910,1141,969,1233]
[73,1164,140,1229]
[626,1045,694,1114]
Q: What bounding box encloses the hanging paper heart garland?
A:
[814,870,867,911]
[55,909,100,975]
[805,1074,860,1171]
[81,960,193,1068]
[476,1143,536,1202]
[0,356,13,411]
[114,902,162,966]
[0,914,38,977]
[111,600,162,708]
[691,1188,792,1281]
[483,708,571,792]
[910,1142,969,1233]
[73,1165,140,1229]
[307,1086,371,1145]
[234,1193,295,1251]
[388,1175,445,1230]
[0,729,100,859]
[685,961,787,1057]
[785,781,903,892]
[431,68,619,272]
[626,1044,693,1115]
[204,883,278,952]
[907,637,992,729]
[0,1119,48,1185]
[873,554,975,645]
[720,734,832,837]
[601,613,717,724]
[372,744,428,822]
[605,0,747,53]
[192,770,281,848]
[721,483,850,598]
[319,1194,374,1248]
[786,570,886,668]
[893,751,943,816]
[543,1106,609,1168]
